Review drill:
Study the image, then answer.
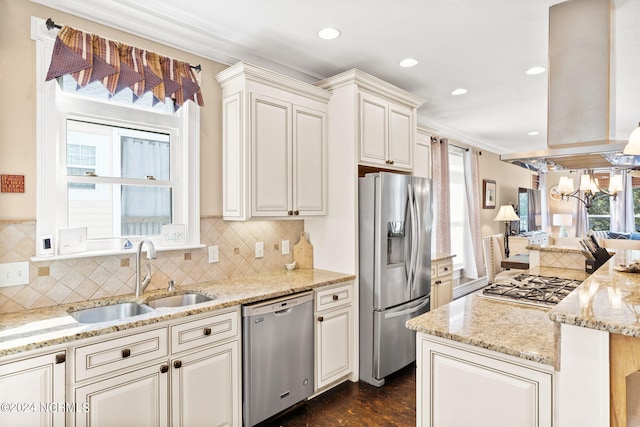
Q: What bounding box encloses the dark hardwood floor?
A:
[257,364,416,427]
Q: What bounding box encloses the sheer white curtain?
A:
[575,170,589,237]
[610,170,634,232]
[462,148,483,279]
[539,172,551,232]
[431,137,451,254]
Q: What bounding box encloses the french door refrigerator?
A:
[359,172,432,387]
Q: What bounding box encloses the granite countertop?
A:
[406,266,590,367]
[549,250,640,337]
[0,269,355,357]
[433,253,456,262]
[527,244,583,254]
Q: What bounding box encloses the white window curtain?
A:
[575,169,589,237]
[462,148,483,279]
[610,169,634,232]
[539,172,551,232]
[431,137,451,254]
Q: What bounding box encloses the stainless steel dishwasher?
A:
[242,291,314,427]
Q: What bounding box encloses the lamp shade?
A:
[623,124,640,155]
[552,213,572,227]
[493,205,520,222]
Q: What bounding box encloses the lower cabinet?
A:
[72,307,241,427]
[314,281,354,391]
[417,334,553,427]
[431,257,453,310]
[0,350,66,427]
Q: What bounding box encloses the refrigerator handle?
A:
[412,182,421,293]
[407,184,418,293]
[383,297,430,319]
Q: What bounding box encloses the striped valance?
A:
[45,25,204,108]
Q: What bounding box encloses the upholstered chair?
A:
[482,234,525,284]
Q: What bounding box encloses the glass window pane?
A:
[121,136,170,180]
[67,183,172,239]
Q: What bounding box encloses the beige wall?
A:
[0,0,226,220]
[478,150,534,237]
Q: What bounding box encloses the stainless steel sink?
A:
[69,302,154,324]
[146,293,215,308]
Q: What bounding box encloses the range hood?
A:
[501,0,639,172]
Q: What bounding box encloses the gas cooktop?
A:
[481,274,582,308]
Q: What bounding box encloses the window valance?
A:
[45,23,204,108]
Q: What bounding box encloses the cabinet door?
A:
[419,337,552,427]
[433,277,453,309]
[171,341,240,427]
[74,364,169,427]
[251,93,292,217]
[359,92,388,167]
[0,351,66,427]
[388,103,413,170]
[315,305,353,390]
[293,105,326,216]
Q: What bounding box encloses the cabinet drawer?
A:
[315,282,353,312]
[75,328,168,382]
[437,262,452,277]
[171,310,239,354]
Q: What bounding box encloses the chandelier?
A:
[557,173,623,209]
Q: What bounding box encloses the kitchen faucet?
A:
[135,240,157,297]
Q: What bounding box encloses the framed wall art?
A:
[483,179,496,209]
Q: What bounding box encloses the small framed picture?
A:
[483,179,497,209]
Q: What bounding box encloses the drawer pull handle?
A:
[203,327,212,336]
[318,316,324,322]
[332,295,339,301]
[160,365,169,374]
[121,349,131,358]
[55,353,66,364]
[174,360,182,369]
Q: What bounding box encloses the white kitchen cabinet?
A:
[314,281,354,391]
[431,257,453,310]
[216,62,331,220]
[359,91,413,170]
[74,363,169,427]
[71,307,241,427]
[171,341,239,427]
[417,334,553,427]
[0,350,66,427]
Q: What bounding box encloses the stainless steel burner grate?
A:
[481,274,582,307]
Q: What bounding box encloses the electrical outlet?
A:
[208,245,219,263]
[282,240,290,255]
[0,262,29,287]
[255,242,264,258]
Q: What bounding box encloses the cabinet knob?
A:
[444,267,449,271]
[389,160,394,165]
[435,280,441,285]
[55,353,66,364]
[293,210,299,216]
[288,211,293,216]
[203,327,212,336]
[121,349,131,358]
[160,365,169,374]
[332,294,339,301]
[174,360,182,369]
[318,316,324,322]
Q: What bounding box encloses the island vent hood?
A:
[501,0,638,172]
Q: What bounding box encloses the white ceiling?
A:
[36,0,640,155]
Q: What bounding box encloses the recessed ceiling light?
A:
[528,131,540,136]
[318,27,341,40]
[451,88,467,96]
[399,58,418,68]
[526,66,546,75]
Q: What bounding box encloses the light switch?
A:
[255,242,264,258]
[0,262,29,287]
[208,245,219,263]
[282,240,290,255]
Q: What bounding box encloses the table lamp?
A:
[552,213,572,238]
[493,205,520,258]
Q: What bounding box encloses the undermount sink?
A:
[146,293,215,309]
[69,302,154,324]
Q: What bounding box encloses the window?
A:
[33,19,200,257]
[448,148,466,270]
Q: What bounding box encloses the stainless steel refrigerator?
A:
[359,172,432,387]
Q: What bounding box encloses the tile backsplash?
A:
[0,217,303,313]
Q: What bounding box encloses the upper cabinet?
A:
[316,69,425,173]
[216,62,331,220]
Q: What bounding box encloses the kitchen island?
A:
[407,251,640,427]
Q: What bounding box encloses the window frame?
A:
[32,17,201,259]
